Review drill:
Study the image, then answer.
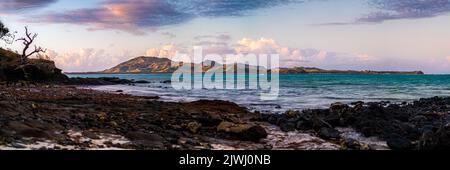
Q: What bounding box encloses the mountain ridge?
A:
[93,56,424,75]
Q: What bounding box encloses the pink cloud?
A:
[27,0,300,33]
[0,0,56,12]
[46,48,135,72]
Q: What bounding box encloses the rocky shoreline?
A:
[0,85,271,150]
[0,85,450,150]
[262,97,450,150]
[0,83,449,150]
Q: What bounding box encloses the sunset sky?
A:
[1,0,450,73]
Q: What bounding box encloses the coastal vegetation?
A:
[0,21,8,38]
[99,56,424,75]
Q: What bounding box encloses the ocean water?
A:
[68,73,450,113]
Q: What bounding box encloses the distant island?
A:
[66,56,424,75]
[273,67,424,75]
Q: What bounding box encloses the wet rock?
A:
[18,129,51,139]
[285,110,299,118]
[324,113,341,127]
[410,115,427,124]
[125,132,166,149]
[217,121,248,133]
[330,102,350,115]
[67,77,143,85]
[275,118,288,126]
[217,121,267,142]
[387,135,412,150]
[161,80,171,84]
[82,131,100,139]
[184,122,202,134]
[311,116,330,129]
[318,127,341,140]
[244,126,268,142]
[435,127,450,149]
[340,138,370,150]
[351,101,364,112]
[280,122,296,132]
[134,80,150,84]
[295,120,311,131]
[109,121,119,128]
[350,101,364,105]
[6,121,51,139]
[267,115,279,125]
[196,115,222,127]
[418,125,450,150]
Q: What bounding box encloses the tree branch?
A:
[24,45,46,59]
[16,26,45,64]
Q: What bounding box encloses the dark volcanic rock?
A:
[265,96,450,150]
[0,49,69,83]
[387,135,412,150]
[126,131,166,149]
[318,127,341,140]
[134,80,150,84]
[217,121,268,142]
[245,125,268,142]
[5,121,52,139]
[0,86,269,150]
[82,131,100,139]
[280,122,296,132]
[418,125,450,150]
[66,77,150,85]
[330,102,350,114]
[340,138,369,150]
[1,60,69,83]
[161,80,171,84]
[67,77,134,85]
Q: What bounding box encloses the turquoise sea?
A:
[68,73,450,113]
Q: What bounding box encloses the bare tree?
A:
[16,26,46,64]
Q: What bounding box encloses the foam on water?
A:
[69,73,450,113]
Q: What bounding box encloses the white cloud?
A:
[234,38,319,67]
[145,43,178,58]
[46,37,386,72]
[143,38,381,69]
[46,48,134,72]
[356,53,376,62]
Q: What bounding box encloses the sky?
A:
[1,0,450,73]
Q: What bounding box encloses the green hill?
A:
[101,56,424,75]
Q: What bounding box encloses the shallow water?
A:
[69,73,450,113]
